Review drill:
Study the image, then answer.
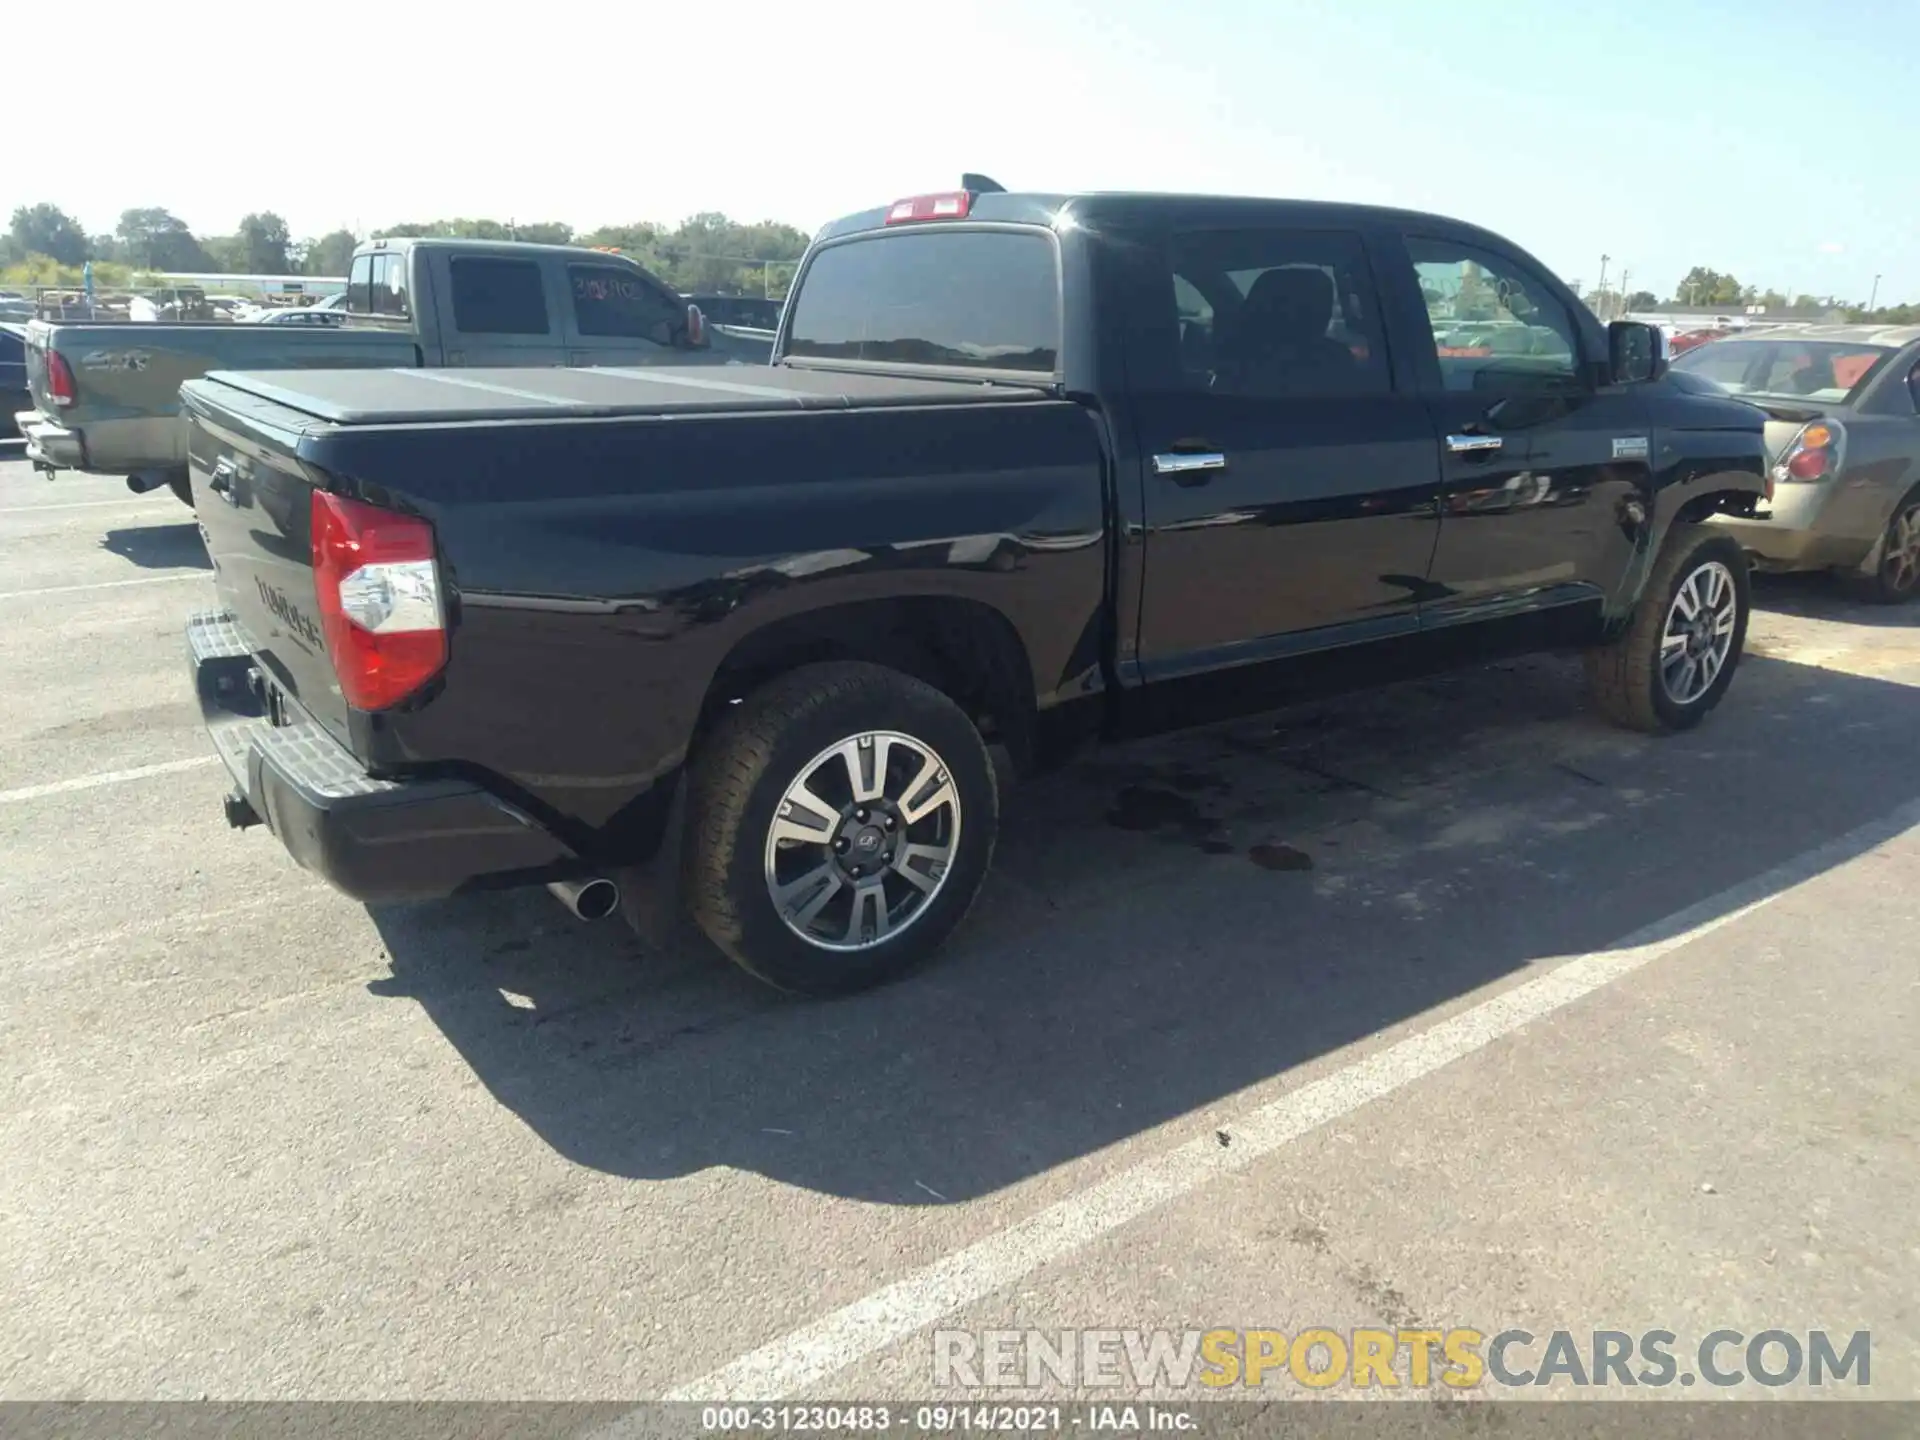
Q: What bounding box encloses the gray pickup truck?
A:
[16,236,771,501]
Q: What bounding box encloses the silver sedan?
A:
[1673,325,1920,602]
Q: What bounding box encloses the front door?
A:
[1382,233,1652,632]
[1129,222,1443,682]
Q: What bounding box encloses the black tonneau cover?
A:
[197,364,1052,426]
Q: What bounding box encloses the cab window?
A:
[1167,228,1390,397]
[569,265,678,343]
[1406,238,1581,391]
[450,258,550,335]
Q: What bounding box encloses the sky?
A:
[13,0,1919,304]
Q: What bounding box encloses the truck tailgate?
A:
[184,384,358,749]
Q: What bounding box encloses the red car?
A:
[1667,328,1725,356]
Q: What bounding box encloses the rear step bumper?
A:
[188,609,576,904]
[18,411,85,470]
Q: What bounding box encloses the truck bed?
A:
[179,361,1107,839]
[21,320,420,477]
[196,363,1057,426]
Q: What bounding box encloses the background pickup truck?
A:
[181,183,1768,997]
[16,236,769,501]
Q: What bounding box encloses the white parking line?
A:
[0,756,218,805]
[655,794,1920,1404]
[0,573,208,600]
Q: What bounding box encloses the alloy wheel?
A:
[1660,560,1739,705]
[1883,504,1920,595]
[762,730,961,952]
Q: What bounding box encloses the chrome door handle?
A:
[1446,434,1503,455]
[1152,452,1228,476]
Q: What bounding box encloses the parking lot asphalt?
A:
[2,448,1916,1403]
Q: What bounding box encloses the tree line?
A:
[11,206,1916,324]
[3,203,812,298]
[1589,265,1917,326]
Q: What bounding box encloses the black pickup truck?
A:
[181,184,1768,995]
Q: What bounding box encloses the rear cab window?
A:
[349,252,410,323]
[1673,339,1897,403]
[371,254,410,319]
[783,229,1060,375]
[346,254,374,315]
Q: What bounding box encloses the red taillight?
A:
[1786,448,1829,480]
[884,191,972,224]
[1771,418,1845,488]
[45,350,77,407]
[685,301,706,348]
[310,491,447,711]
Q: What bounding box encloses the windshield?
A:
[1673,338,1894,403]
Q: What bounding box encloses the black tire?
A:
[1585,523,1750,733]
[168,475,192,506]
[683,661,998,997]
[1839,490,1920,604]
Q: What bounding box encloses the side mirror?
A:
[1609,320,1667,385]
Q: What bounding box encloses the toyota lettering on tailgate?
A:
[255,576,324,651]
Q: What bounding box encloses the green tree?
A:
[375,217,572,243]
[236,211,293,273]
[200,234,246,272]
[579,222,666,257]
[1672,266,1744,307]
[8,203,91,265]
[302,229,358,277]
[1623,290,1658,311]
[647,213,810,295]
[115,207,210,270]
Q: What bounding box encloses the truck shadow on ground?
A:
[99,521,211,571]
[367,649,1920,1204]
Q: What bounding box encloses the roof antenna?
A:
[962,173,1006,194]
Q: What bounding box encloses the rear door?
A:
[561,260,684,366]
[429,252,566,366]
[1378,230,1651,628]
[1125,219,1443,678]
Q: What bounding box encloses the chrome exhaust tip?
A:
[547,877,619,922]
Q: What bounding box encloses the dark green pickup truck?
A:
[16,236,772,501]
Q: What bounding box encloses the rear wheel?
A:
[1586,524,1750,733]
[1842,492,1920,604]
[168,475,192,506]
[683,661,998,996]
